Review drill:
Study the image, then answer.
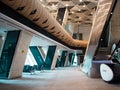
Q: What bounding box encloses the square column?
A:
[44,46,57,70]
[8,31,33,79]
[64,51,69,67]
[51,46,59,70]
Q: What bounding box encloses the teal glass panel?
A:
[59,51,67,67]
[45,46,56,70]
[29,46,44,70]
[68,53,75,65]
[55,56,61,67]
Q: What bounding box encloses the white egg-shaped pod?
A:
[100,64,114,82]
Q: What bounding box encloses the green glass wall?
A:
[29,46,44,70]
[55,57,61,67]
[45,46,56,70]
[59,51,67,67]
[69,53,75,65]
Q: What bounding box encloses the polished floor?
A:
[0,66,120,90]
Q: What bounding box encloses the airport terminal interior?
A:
[0,0,120,90]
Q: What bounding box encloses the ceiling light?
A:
[52,4,56,8]
[72,11,74,14]
[79,0,82,2]
[83,5,86,7]
[91,12,93,14]
[59,19,61,21]
[65,4,69,7]
[78,9,81,11]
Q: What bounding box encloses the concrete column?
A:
[56,8,66,25]
[8,31,33,79]
[77,55,81,65]
[0,36,4,56]
[51,46,59,70]
[62,8,68,28]
[81,0,115,75]
[38,46,45,59]
[0,36,3,50]
[64,51,69,67]
[59,50,68,67]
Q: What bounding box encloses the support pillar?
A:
[0,36,4,57]
[64,51,69,67]
[81,0,116,75]
[8,30,33,79]
[68,53,75,66]
[59,50,68,67]
[51,46,59,70]
[0,36,3,51]
[77,55,84,65]
[56,8,66,25]
[38,46,45,59]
